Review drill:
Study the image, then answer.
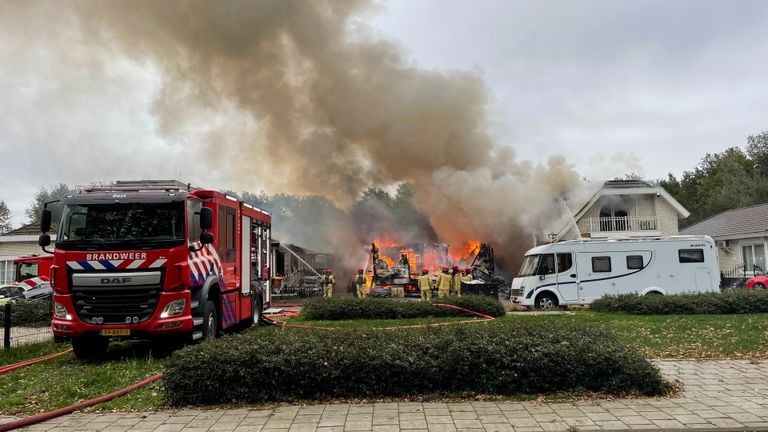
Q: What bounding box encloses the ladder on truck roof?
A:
[77,180,196,193]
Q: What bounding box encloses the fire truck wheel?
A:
[72,334,109,360]
[202,300,219,341]
[534,292,558,311]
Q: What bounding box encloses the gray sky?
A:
[2,0,768,228]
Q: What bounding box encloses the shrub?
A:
[0,301,51,327]
[164,321,665,405]
[299,296,506,321]
[591,289,768,315]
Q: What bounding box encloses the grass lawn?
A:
[500,312,768,359]
[2,310,767,415]
[287,311,768,359]
[0,341,166,416]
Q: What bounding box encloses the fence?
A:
[579,216,658,233]
[720,263,765,290]
[2,302,53,349]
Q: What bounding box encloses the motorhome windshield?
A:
[56,201,185,251]
[518,255,541,277]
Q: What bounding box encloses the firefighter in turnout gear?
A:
[355,268,366,298]
[437,266,452,299]
[463,267,474,283]
[451,265,462,297]
[418,268,432,301]
[322,269,335,298]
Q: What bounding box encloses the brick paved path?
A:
[4,360,768,431]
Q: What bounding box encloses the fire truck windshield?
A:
[15,262,38,282]
[56,202,185,250]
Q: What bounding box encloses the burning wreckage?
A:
[362,241,507,298]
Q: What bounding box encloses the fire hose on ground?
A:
[0,348,72,376]
[0,373,163,432]
[0,303,493,431]
[262,302,496,330]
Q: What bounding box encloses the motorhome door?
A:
[555,252,579,301]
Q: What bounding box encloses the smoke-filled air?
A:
[2,0,589,274]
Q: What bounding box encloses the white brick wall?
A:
[0,241,50,257]
[654,196,680,236]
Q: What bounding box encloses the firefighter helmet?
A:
[357,268,364,273]
[465,267,473,274]
[442,266,449,272]
[326,269,333,274]
[452,265,459,271]
[422,268,429,274]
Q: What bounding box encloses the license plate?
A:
[100,329,130,336]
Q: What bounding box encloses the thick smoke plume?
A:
[4,0,585,273]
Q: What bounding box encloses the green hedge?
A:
[164,322,665,405]
[591,290,768,315]
[300,296,506,321]
[0,301,52,327]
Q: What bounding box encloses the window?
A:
[187,200,202,243]
[0,259,14,284]
[626,255,644,270]
[17,262,39,281]
[218,206,237,263]
[556,253,573,273]
[592,256,612,272]
[678,249,704,263]
[56,202,184,250]
[536,254,556,275]
[226,210,236,262]
[742,244,765,274]
[518,255,541,277]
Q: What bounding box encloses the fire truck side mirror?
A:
[40,209,52,233]
[200,207,213,231]
[38,234,51,247]
[200,232,214,245]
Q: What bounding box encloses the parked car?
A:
[0,284,25,305]
[745,275,768,289]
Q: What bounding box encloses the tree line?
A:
[2,130,767,235]
[660,130,768,227]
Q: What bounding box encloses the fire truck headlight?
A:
[54,302,71,320]
[160,299,187,318]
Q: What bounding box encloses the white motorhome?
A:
[511,235,720,310]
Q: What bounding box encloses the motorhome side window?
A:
[626,255,643,270]
[536,254,556,275]
[678,249,704,263]
[592,256,611,273]
[556,253,573,273]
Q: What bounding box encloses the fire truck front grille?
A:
[72,287,160,325]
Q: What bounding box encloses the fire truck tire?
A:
[72,334,109,360]
[534,292,558,311]
[202,300,219,341]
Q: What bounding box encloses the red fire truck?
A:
[13,255,53,286]
[38,180,273,358]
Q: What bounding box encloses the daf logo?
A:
[101,277,132,284]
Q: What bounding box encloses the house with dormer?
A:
[557,179,691,240]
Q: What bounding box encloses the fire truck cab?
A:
[13,254,53,284]
[39,180,272,358]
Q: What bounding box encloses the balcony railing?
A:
[579,216,658,233]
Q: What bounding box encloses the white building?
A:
[680,203,768,278]
[558,179,690,240]
[0,224,55,283]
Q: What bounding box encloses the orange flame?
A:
[368,238,481,274]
